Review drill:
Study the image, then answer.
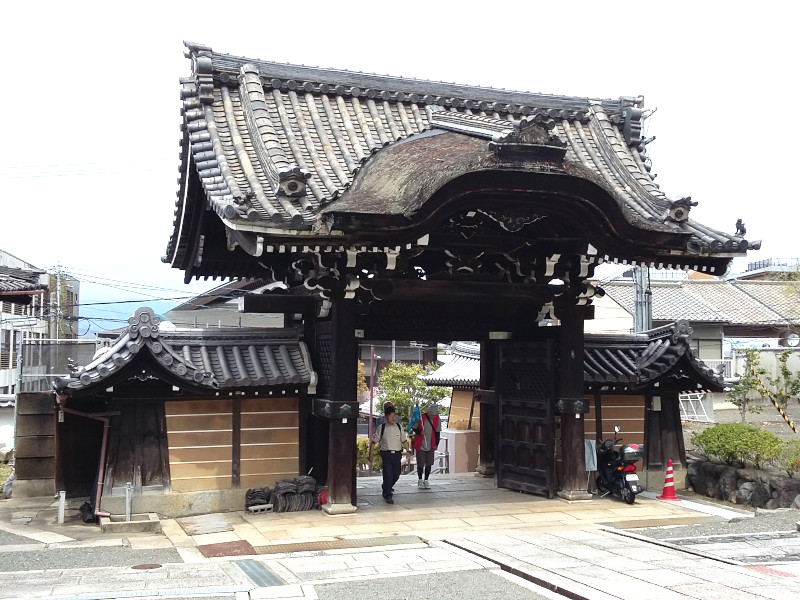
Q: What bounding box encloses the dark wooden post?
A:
[476,340,497,477]
[555,301,592,500]
[322,299,358,514]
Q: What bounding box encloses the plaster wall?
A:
[584,294,632,334]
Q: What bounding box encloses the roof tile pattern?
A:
[0,266,46,297]
[421,321,723,391]
[53,308,316,394]
[420,341,481,387]
[601,282,726,322]
[601,280,800,326]
[170,43,756,267]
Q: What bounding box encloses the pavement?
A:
[1,473,800,600]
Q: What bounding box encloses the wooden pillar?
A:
[322,299,358,514]
[476,340,497,477]
[555,302,592,501]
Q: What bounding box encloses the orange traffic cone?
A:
[657,459,680,501]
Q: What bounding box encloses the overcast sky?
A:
[2,1,798,334]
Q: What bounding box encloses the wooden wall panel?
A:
[240,412,298,429]
[166,399,233,415]
[448,389,480,429]
[169,446,233,463]
[167,414,233,431]
[165,397,300,493]
[167,431,232,448]
[242,397,297,411]
[239,397,299,487]
[166,399,233,493]
[240,457,299,475]
[241,429,297,445]
[588,395,645,446]
[241,443,297,459]
[169,461,232,479]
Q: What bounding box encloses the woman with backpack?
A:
[412,404,441,489]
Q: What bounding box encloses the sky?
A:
[2,1,798,336]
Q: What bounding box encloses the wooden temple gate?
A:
[152,42,755,513]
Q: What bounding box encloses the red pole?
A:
[368,345,375,466]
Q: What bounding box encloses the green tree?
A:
[356,360,369,397]
[377,362,450,428]
[763,349,800,412]
[727,349,765,422]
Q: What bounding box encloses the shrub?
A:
[776,439,800,478]
[691,423,783,468]
[356,438,382,472]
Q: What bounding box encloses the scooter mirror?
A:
[614,425,620,434]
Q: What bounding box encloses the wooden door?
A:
[497,341,555,497]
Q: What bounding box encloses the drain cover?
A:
[131,564,162,570]
[234,560,285,587]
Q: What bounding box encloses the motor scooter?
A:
[596,425,644,504]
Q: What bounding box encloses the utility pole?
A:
[633,265,652,332]
[50,263,62,341]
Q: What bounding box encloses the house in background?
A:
[1,250,51,396]
[593,272,800,363]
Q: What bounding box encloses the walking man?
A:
[371,403,409,504]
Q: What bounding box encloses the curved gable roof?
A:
[167,43,756,280]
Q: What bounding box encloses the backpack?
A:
[378,421,402,441]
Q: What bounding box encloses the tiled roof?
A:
[0,266,47,304]
[421,322,724,392]
[420,341,480,387]
[601,281,726,322]
[167,43,756,277]
[731,281,800,325]
[583,321,724,390]
[600,279,800,326]
[53,308,317,395]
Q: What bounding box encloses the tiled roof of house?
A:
[601,281,726,322]
[421,321,724,392]
[167,43,756,277]
[601,279,800,326]
[731,281,800,324]
[0,266,47,304]
[53,307,317,395]
[420,341,480,387]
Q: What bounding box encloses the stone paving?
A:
[1,473,800,599]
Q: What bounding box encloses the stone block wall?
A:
[687,461,800,509]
